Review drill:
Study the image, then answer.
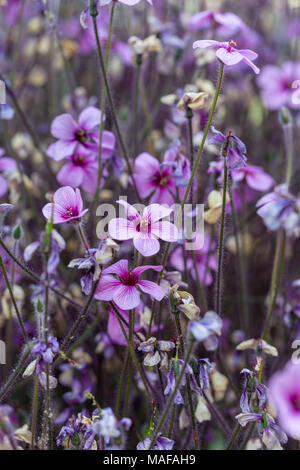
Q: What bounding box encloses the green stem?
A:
[147,63,224,337]
[168,405,176,439]
[149,340,195,449]
[78,225,89,252]
[240,422,255,450]
[110,302,153,405]
[216,162,228,315]
[134,55,142,155]
[226,423,240,450]
[0,347,31,401]
[31,374,39,449]
[115,352,130,419]
[228,176,248,333]
[0,254,28,343]
[90,5,140,201]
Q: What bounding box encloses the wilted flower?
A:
[177,91,208,111]
[137,434,174,450]
[236,338,278,357]
[138,337,175,367]
[208,126,247,171]
[0,148,17,197]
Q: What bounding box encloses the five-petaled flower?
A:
[42,186,88,224]
[108,200,178,257]
[193,39,260,74]
[95,259,164,310]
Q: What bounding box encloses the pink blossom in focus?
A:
[42,186,88,224]
[108,201,178,257]
[193,39,260,74]
[95,259,164,310]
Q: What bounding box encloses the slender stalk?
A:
[149,339,195,449]
[191,251,207,311]
[147,63,224,337]
[216,162,228,315]
[228,176,248,332]
[0,255,28,343]
[0,237,82,308]
[78,225,89,252]
[11,0,26,84]
[226,423,241,450]
[168,405,176,439]
[31,374,39,449]
[0,347,31,401]
[115,352,130,418]
[110,302,153,405]
[134,54,142,155]
[90,3,140,201]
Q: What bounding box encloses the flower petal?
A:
[137,280,165,302]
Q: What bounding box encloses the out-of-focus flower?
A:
[0,148,17,197]
[108,200,178,257]
[256,184,300,231]
[177,91,209,111]
[170,284,200,321]
[189,311,222,351]
[257,62,300,110]
[235,412,288,450]
[95,259,164,310]
[209,126,247,171]
[240,369,267,413]
[236,338,278,357]
[187,10,248,38]
[133,143,191,204]
[42,186,88,224]
[47,107,102,161]
[269,362,300,440]
[204,189,230,224]
[231,164,275,191]
[171,235,217,286]
[128,35,162,60]
[193,40,260,74]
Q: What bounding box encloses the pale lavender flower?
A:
[209,126,247,171]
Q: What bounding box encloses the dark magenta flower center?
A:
[290,394,300,412]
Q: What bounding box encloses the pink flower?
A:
[100,0,152,5]
[95,259,164,310]
[108,201,178,257]
[47,107,102,161]
[56,148,99,194]
[269,362,300,440]
[42,186,88,224]
[170,235,217,286]
[193,39,260,74]
[231,165,275,192]
[257,62,300,110]
[0,148,17,197]
[187,10,247,38]
[133,147,191,204]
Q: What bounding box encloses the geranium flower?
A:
[47,107,102,160]
[99,0,152,6]
[133,145,191,204]
[187,10,247,37]
[42,186,88,224]
[0,148,17,197]
[95,259,164,310]
[231,164,275,191]
[108,200,178,257]
[256,184,300,231]
[269,362,300,440]
[257,62,300,110]
[193,39,260,74]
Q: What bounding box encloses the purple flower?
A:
[0,148,17,197]
[108,200,178,257]
[257,62,300,110]
[256,184,300,231]
[231,164,275,192]
[31,336,60,374]
[47,107,102,161]
[193,39,260,74]
[209,126,247,171]
[42,186,88,224]
[269,362,300,440]
[95,259,164,310]
[137,435,174,450]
